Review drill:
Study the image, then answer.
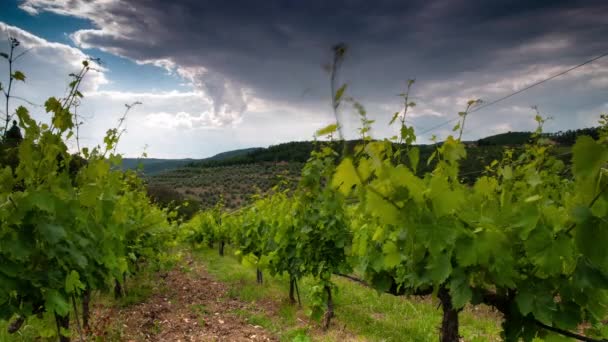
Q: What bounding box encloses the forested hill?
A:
[125,126,599,175]
[188,141,325,167]
[144,126,599,211]
[190,126,600,168]
[476,126,600,146]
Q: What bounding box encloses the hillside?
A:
[120,158,199,175]
[476,127,600,146]
[121,147,262,175]
[189,127,598,169]
[143,126,598,210]
[126,126,599,177]
[476,131,533,146]
[200,147,263,162]
[190,141,317,167]
[148,162,303,210]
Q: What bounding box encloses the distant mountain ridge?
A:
[188,126,600,168]
[121,147,262,175]
[123,126,600,175]
[120,158,198,175]
[202,147,263,162]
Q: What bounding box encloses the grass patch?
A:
[233,308,277,329]
[109,270,164,307]
[194,246,502,342]
[117,284,154,307]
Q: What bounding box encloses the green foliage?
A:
[315,123,338,138]
[180,61,608,340]
[181,143,351,327]
[338,95,608,341]
[5,37,605,341]
[11,71,25,82]
[0,58,175,340]
[146,183,201,220]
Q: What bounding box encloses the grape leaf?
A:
[332,158,359,194]
[45,290,69,316]
[572,135,608,180]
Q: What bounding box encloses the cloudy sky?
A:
[0,0,607,158]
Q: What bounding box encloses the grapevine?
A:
[184,45,608,341]
[0,40,175,341]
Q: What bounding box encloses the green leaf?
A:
[516,283,557,325]
[334,84,347,105]
[0,52,8,59]
[572,135,608,180]
[441,136,466,163]
[429,176,463,216]
[473,176,498,198]
[515,289,534,315]
[366,191,401,226]
[0,166,14,192]
[524,194,542,203]
[502,165,513,180]
[449,269,472,309]
[382,241,401,268]
[12,71,25,82]
[552,301,583,331]
[427,151,437,166]
[389,112,400,125]
[455,237,476,267]
[357,157,373,181]
[28,191,56,213]
[525,228,575,277]
[408,148,420,172]
[332,158,360,194]
[576,216,608,272]
[38,223,67,244]
[425,252,452,283]
[400,126,415,144]
[315,123,337,137]
[65,271,85,294]
[44,97,62,114]
[45,290,69,316]
[571,206,592,223]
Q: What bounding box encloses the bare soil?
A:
[90,258,276,342]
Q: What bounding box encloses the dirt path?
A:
[91,258,276,342]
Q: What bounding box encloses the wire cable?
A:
[417,51,608,136]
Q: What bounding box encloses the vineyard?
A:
[1,39,608,342]
[148,162,303,210]
[179,46,608,342]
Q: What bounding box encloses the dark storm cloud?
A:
[20,0,608,139]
